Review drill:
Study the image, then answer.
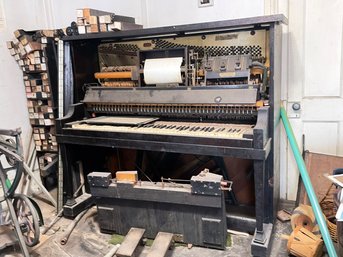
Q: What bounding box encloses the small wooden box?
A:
[116,171,138,183]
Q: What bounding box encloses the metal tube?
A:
[60,208,88,245]
[23,162,57,207]
[104,244,120,257]
[42,208,64,235]
[0,166,30,256]
[280,106,337,257]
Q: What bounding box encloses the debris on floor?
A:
[0,199,295,257]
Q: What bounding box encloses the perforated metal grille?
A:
[154,39,262,58]
[99,43,140,54]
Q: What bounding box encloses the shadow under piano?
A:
[56,14,287,256]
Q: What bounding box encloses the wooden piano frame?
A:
[57,15,287,256]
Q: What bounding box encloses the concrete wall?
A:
[145,0,264,27]
[46,0,145,28]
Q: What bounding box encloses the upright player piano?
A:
[56,15,287,256]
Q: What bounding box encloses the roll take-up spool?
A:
[94,66,139,87]
[143,57,183,85]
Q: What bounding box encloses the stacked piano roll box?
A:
[71,8,142,35]
[7,29,59,186]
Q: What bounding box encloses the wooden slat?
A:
[147,232,174,257]
[116,228,145,257]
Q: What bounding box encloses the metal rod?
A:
[5,197,31,257]
[60,208,89,245]
[280,106,337,257]
[0,166,30,256]
[42,208,64,235]
[104,244,120,257]
[23,162,57,207]
[161,177,191,183]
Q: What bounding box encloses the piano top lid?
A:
[63,14,288,42]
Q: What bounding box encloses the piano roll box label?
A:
[56,15,287,256]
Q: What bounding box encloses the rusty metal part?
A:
[101,66,135,72]
[102,81,137,87]
[42,208,63,235]
[60,208,89,245]
[104,244,120,257]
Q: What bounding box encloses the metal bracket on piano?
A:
[220,180,233,191]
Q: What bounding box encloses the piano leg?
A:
[60,144,76,206]
[251,159,273,257]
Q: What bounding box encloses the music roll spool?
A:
[291,204,320,237]
[94,71,132,79]
[143,57,183,85]
[291,204,338,242]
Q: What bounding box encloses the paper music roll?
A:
[143,57,183,85]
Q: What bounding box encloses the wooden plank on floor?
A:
[116,227,145,257]
[147,232,174,257]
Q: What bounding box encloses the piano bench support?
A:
[251,223,273,257]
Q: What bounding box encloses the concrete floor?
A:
[0,198,298,257]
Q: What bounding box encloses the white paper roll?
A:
[143,57,183,85]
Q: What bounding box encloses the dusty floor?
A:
[0,198,321,257]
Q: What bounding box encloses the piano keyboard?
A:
[69,121,254,139]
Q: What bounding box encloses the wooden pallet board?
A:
[116,227,145,257]
[299,152,343,204]
[147,232,174,257]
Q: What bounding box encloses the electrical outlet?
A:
[198,0,214,8]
